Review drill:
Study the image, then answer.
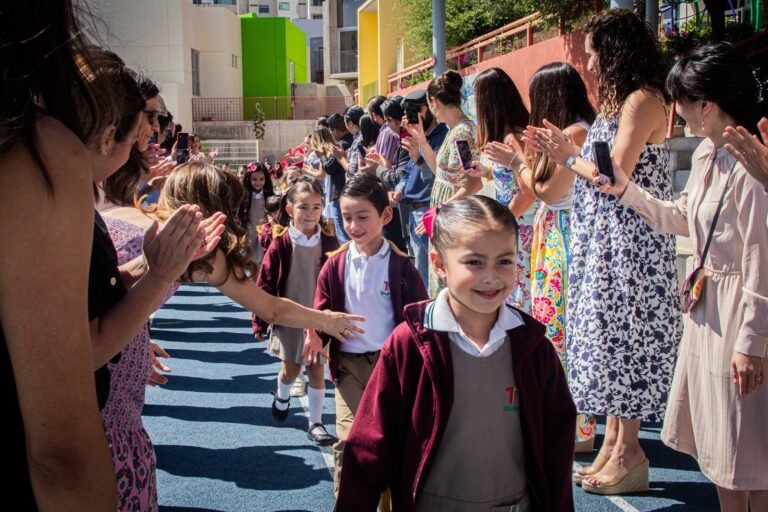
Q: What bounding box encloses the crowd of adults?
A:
[1,1,767,511]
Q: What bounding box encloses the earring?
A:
[101,149,108,157]
[700,120,705,130]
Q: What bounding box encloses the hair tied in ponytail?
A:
[422,206,439,240]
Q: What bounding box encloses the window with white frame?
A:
[279,1,290,10]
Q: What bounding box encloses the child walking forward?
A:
[306,173,428,497]
[336,195,576,512]
[254,177,339,444]
[238,161,275,267]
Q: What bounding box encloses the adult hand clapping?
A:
[724,117,768,188]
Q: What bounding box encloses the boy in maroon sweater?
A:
[308,174,428,498]
[336,196,576,512]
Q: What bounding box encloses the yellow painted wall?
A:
[358,11,379,105]
[376,0,399,99]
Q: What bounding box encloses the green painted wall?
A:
[241,14,307,119]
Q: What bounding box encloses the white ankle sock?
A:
[275,377,291,411]
[308,386,324,425]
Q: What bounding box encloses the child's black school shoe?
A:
[271,392,290,422]
[307,423,336,446]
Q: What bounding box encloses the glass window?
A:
[191,49,201,96]
[337,0,365,28]
[279,1,290,9]
[312,14,323,18]
[258,4,270,13]
[312,0,323,5]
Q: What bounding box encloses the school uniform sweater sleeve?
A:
[312,254,336,348]
[537,340,577,512]
[336,329,406,511]
[253,237,283,337]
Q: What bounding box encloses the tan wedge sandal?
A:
[582,458,650,495]
[573,451,610,486]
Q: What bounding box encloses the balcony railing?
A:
[331,50,358,75]
[192,95,355,122]
[388,12,541,93]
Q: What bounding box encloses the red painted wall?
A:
[393,30,598,109]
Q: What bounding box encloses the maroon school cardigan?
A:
[312,241,428,381]
[336,300,577,512]
[252,228,339,337]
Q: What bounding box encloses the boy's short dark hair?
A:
[343,105,365,127]
[381,96,404,120]
[327,113,347,132]
[340,174,390,215]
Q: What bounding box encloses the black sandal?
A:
[307,423,337,446]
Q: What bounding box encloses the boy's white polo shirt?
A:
[424,288,524,358]
[341,240,395,354]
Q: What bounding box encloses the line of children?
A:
[238,162,275,267]
[253,177,340,445]
[335,195,576,512]
[305,173,428,497]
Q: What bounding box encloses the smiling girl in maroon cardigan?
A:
[253,177,340,445]
[336,196,576,512]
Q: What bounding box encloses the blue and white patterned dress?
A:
[566,115,681,422]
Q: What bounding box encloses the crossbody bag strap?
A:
[698,159,737,268]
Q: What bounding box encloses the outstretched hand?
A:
[143,205,204,282]
[321,310,366,344]
[147,341,171,387]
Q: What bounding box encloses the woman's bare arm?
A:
[0,118,116,511]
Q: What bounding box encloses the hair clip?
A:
[246,162,258,173]
[422,206,439,240]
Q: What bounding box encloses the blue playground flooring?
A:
[145,284,719,512]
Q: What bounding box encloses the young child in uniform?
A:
[238,162,275,267]
[307,173,428,497]
[336,195,577,512]
[254,177,339,445]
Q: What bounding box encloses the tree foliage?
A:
[395,0,594,60]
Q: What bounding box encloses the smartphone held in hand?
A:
[176,132,189,164]
[593,140,614,185]
[455,139,474,172]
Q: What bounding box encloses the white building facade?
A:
[92,0,243,129]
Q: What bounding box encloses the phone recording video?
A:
[176,132,189,164]
[455,140,474,172]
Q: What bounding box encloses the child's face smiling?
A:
[432,228,518,318]
[287,191,323,236]
[249,171,266,191]
[340,196,392,255]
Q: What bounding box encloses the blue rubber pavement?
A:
[145,284,719,511]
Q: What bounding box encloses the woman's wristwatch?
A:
[565,155,578,170]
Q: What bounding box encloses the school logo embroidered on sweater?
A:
[381,280,391,296]
[504,386,519,412]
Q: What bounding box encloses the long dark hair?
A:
[103,72,160,205]
[0,1,118,189]
[526,62,595,195]
[474,67,529,148]
[666,42,767,134]
[359,114,380,148]
[585,9,669,116]
[238,162,275,223]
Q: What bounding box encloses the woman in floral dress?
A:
[532,10,680,494]
[405,70,484,297]
[471,67,536,312]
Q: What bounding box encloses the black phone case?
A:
[593,141,614,184]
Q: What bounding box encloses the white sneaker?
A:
[290,376,307,397]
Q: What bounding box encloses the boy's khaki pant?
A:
[333,352,391,511]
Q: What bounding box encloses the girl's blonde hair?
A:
[310,127,335,152]
[151,161,256,282]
